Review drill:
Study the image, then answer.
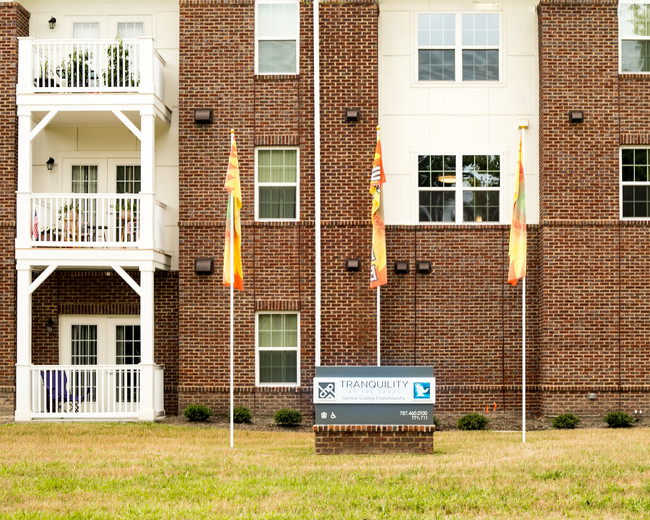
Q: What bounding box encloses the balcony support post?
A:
[15,267,33,422]
[16,110,32,250]
[140,108,155,249]
[138,265,156,421]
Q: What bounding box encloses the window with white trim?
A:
[117,22,144,40]
[417,13,500,82]
[621,148,650,218]
[620,3,650,72]
[256,148,299,220]
[256,312,299,386]
[256,0,299,74]
[418,154,500,223]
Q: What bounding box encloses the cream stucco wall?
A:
[379,0,539,225]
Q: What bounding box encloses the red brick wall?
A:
[314,425,435,455]
[0,3,29,412]
[538,0,650,416]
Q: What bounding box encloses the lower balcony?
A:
[29,365,164,421]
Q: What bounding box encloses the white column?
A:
[139,108,155,250]
[15,267,33,422]
[16,110,32,250]
[138,266,155,421]
[138,37,154,94]
[17,38,34,95]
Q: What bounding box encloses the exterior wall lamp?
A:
[344,108,360,123]
[46,319,54,333]
[46,157,55,171]
[48,17,56,30]
[416,261,431,274]
[345,258,360,272]
[568,110,584,123]
[194,257,214,275]
[194,108,213,124]
[394,261,409,274]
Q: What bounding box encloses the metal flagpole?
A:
[521,126,526,445]
[229,131,235,449]
[376,126,381,367]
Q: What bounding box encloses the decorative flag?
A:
[370,131,387,288]
[508,132,527,286]
[32,211,39,240]
[223,133,243,291]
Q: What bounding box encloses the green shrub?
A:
[433,415,441,430]
[183,404,213,422]
[274,408,302,426]
[604,411,634,428]
[457,413,489,431]
[552,413,580,429]
[232,406,252,424]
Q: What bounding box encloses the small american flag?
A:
[32,211,38,240]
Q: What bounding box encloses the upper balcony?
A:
[17,37,169,119]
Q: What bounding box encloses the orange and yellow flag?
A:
[223,132,243,291]
[370,131,387,289]
[508,132,527,286]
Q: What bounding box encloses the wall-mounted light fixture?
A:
[416,261,431,274]
[345,258,360,272]
[46,157,55,171]
[394,261,409,274]
[194,257,214,275]
[568,110,584,124]
[193,108,213,124]
[344,108,360,124]
[46,318,54,333]
[48,17,56,30]
[587,392,597,400]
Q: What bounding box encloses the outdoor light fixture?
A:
[46,319,54,333]
[194,257,214,275]
[193,108,213,124]
[416,261,431,274]
[48,17,56,30]
[46,157,55,171]
[588,393,597,400]
[568,110,584,123]
[394,261,409,274]
[345,108,360,123]
[345,258,361,272]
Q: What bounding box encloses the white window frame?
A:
[255,147,300,221]
[620,147,650,220]
[416,11,502,83]
[255,312,300,388]
[619,2,650,73]
[255,0,300,75]
[416,152,502,225]
[59,315,140,365]
[59,153,140,193]
[64,17,151,39]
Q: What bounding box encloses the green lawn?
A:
[0,422,649,519]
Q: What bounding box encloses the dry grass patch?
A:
[0,423,649,519]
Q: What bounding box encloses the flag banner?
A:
[223,134,243,291]
[32,211,39,240]
[508,132,527,286]
[370,133,387,288]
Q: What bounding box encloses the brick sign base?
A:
[314,425,435,455]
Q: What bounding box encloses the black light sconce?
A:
[344,108,360,124]
[394,261,409,274]
[345,258,361,272]
[194,257,214,275]
[193,108,213,124]
[568,110,584,124]
[46,157,55,171]
[48,17,56,30]
[46,318,54,333]
[416,261,431,274]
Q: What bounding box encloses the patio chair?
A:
[40,370,89,413]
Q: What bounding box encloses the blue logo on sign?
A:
[414,382,430,399]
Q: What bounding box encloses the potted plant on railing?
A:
[103,38,139,88]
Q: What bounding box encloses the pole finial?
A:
[376,125,380,132]
[230,128,235,134]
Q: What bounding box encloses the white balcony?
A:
[30,365,164,421]
[17,37,165,100]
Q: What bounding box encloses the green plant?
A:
[457,413,489,431]
[104,39,139,87]
[274,408,302,426]
[552,413,581,429]
[59,203,80,216]
[183,404,213,422]
[61,47,92,87]
[232,406,252,424]
[604,411,634,428]
[433,415,441,430]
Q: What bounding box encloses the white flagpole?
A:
[520,125,526,445]
[376,126,381,367]
[229,131,235,449]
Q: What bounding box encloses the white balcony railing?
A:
[18,37,165,99]
[31,365,142,419]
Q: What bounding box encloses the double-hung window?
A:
[620,3,650,72]
[256,148,299,220]
[418,154,501,223]
[621,148,650,218]
[256,0,299,74]
[256,313,299,386]
[418,13,500,82]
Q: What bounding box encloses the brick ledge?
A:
[314,424,435,433]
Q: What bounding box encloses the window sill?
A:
[255,74,300,82]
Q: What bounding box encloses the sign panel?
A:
[313,366,435,426]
